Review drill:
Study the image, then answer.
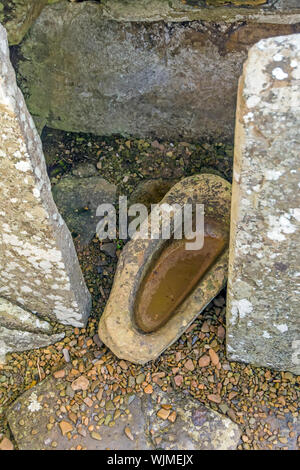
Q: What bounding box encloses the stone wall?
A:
[15,1,300,140]
[0,24,91,361]
[226,33,300,374]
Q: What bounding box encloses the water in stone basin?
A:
[134,217,228,333]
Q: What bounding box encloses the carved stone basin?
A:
[98,174,231,364]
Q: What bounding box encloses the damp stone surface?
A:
[227,33,300,375]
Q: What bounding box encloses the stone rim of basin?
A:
[98,174,231,364]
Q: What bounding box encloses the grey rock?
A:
[65,384,75,399]
[52,175,117,248]
[92,334,103,349]
[227,34,300,375]
[100,243,117,258]
[62,348,70,363]
[18,2,300,142]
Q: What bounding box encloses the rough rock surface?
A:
[0,24,91,360]
[17,2,300,141]
[0,297,64,362]
[7,371,240,450]
[0,326,64,364]
[0,297,53,334]
[129,178,179,213]
[52,173,117,248]
[99,174,231,364]
[227,34,300,375]
[0,0,60,45]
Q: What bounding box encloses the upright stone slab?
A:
[0,24,91,341]
[227,34,300,375]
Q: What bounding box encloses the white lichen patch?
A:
[264,169,283,181]
[267,213,296,242]
[262,331,271,339]
[14,160,31,172]
[28,392,42,412]
[274,324,288,333]
[231,299,253,323]
[244,112,254,123]
[272,67,288,81]
[289,208,300,222]
[290,60,298,68]
[246,95,260,108]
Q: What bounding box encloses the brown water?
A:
[134,219,227,333]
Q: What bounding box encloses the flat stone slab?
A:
[0,24,91,357]
[0,297,53,334]
[7,367,240,450]
[3,1,299,47]
[227,33,300,374]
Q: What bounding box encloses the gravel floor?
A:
[0,131,299,450]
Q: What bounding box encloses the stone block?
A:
[227,33,300,374]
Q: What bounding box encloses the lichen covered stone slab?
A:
[7,373,151,450]
[70,1,300,23]
[0,24,91,339]
[1,0,61,45]
[227,34,300,375]
[0,296,65,362]
[99,174,231,364]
